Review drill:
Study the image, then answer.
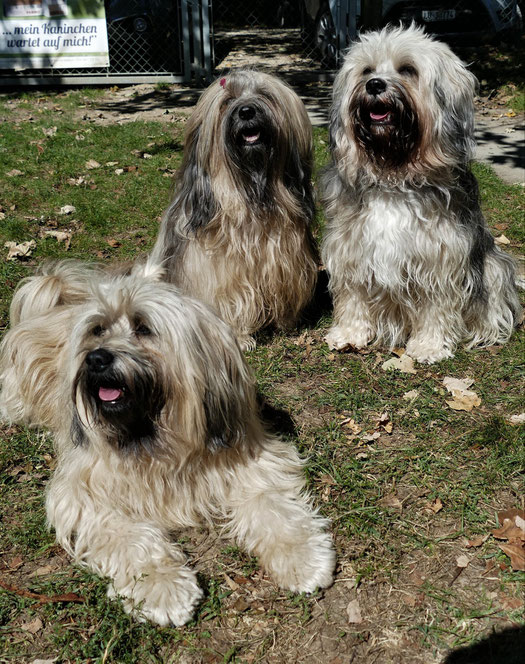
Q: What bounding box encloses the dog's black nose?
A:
[86,348,114,373]
[366,78,387,96]
[238,105,256,120]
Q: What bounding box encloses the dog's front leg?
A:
[405,299,463,364]
[224,446,335,594]
[325,285,373,350]
[46,484,202,626]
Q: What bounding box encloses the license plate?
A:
[422,9,456,21]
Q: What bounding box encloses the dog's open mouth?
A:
[242,130,262,145]
[98,386,125,403]
[369,104,393,124]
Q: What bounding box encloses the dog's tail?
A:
[9,260,97,326]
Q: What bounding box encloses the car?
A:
[296,0,523,65]
[380,0,522,43]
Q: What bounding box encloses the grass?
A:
[0,87,524,664]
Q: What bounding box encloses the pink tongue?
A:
[244,132,260,143]
[98,387,122,402]
[370,111,390,121]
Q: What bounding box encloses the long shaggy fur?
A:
[0,262,335,626]
[321,25,521,363]
[150,69,318,350]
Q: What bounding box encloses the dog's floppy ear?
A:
[170,127,217,234]
[431,45,477,165]
[9,260,94,326]
[201,340,254,451]
[284,142,315,221]
[0,307,72,431]
[184,310,256,452]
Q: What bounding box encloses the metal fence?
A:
[1,1,521,87]
[0,0,212,86]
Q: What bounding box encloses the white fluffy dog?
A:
[0,261,335,626]
[321,25,521,363]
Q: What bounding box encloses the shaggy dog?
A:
[0,261,335,626]
[150,69,318,350]
[321,25,521,363]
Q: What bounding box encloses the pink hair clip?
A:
[219,77,226,88]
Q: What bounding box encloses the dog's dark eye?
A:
[399,64,417,77]
[135,321,152,337]
[92,325,105,337]
[362,67,373,76]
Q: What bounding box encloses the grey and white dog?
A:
[321,25,521,363]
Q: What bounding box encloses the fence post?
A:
[332,0,358,66]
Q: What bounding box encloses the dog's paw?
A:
[325,325,370,351]
[108,564,203,627]
[405,338,454,364]
[267,531,336,594]
[237,334,256,352]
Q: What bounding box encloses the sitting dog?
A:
[150,69,318,350]
[321,25,521,363]
[0,261,335,626]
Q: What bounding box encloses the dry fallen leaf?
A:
[4,240,36,261]
[44,230,72,250]
[346,599,363,624]
[492,519,525,542]
[58,205,76,215]
[362,431,380,442]
[492,510,525,571]
[443,376,481,412]
[377,412,393,434]
[223,574,240,591]
[379,493,402,510]
[424,497,443,514]
[85,159,101,169]
[340,417,362,436]
[499,593,523,610]
[498,543,525,571]
[6,169,24,177]
[21,617,43,634]
[466,534,489,548]
[497,508,525,525]
[509,413,525,425]
[31,564,56,577]
[456,555,470,568]
[403,389,419,401]
[67,176,85,186]
[494,234,511,245]
[382,354,417,374]
[232,597,250,613]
